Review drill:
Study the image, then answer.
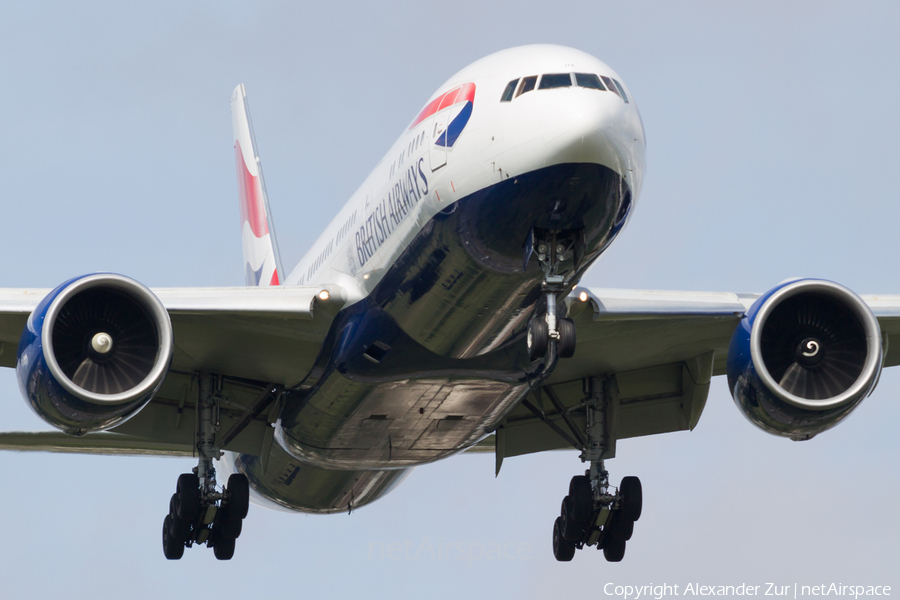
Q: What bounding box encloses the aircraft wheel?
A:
[560,496,582,542]
[527,318,548,361]
[620,476,642,522]
[168,493,190,541]
[162,515,184,560]
[175,473,200,521]
[568,475,592,523]
[552,517,576,562]
[214,536,235,560]
[608,510,634,541]
[603,534,626,562]
[227,473,250,519]
[619,516,634,541]
[558,318,576,358]
[217,504,243,540]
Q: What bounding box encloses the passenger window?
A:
[601,76,620,98]
[516,76,537,97]
[575,73,605,90]
[500,79,519,102]
[612,79,629,103]
[538,73,572,89]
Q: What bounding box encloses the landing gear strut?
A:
[551,377,642,562]
[162,373,250,560]
[527,230,576,362]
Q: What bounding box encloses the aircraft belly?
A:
[280,373,528,468]
[229,445,411,514]
[276,162,629,469]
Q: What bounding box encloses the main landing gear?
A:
[526,230,577,362]
[551,377,642,562]
[162,374,250,560]
[553,472,642,562]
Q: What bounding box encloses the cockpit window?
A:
[500,79,519,102]
[516,76,537,97]
[502,72,627,103]
[600,76,619,98]
[575,73,605,90]
[611,78,629,103]
[539,73,572,89]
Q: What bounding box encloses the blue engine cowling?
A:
[16,274,174,435]
[726,279,883,440]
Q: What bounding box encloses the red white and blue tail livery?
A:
[232,84,282,287]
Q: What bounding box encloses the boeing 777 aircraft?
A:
[1,44,897,562]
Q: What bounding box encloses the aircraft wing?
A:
[0,285,337,379]
[0,285,340,459]
[4,283,900,464]
[492,286,900,467]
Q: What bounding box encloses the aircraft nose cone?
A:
[541,94,626,170]
[538,90,645,199]
[540,92,607,147]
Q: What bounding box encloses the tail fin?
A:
[231,84,283,287]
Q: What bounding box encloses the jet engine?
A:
[726,279,883,440]
[16,273,173,435]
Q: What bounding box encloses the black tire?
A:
[214,535,235,560]
[552,517,576,562]
[560,496,582,542]
[620,476,642,522]
[568,475,592,523]
[162,515,184,560]
[527,318,548,361]
[172,515,191,541]
[558,318,576,358]
[168,493,191,540]
[619,516,634,541]
[217,504,243,540]
[603,535,626,562]
[228,473,250,519]
[606,510,635,542]
[175,473,200,522]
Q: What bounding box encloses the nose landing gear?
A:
[527,230,577,362]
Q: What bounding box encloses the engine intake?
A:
[726,279,882,440]
[17,274,173,434]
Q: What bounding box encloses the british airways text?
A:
[355,157,429,267]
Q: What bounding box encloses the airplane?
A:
[1,43,897,563]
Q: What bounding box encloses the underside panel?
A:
[231,444,410,514]
[276,163,630,470]
[496,352,715,461]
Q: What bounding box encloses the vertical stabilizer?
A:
[231,84,284,287]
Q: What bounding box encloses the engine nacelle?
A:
[726,279,882,440]
[16,274,173,435]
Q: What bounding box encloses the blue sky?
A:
[0,1,898,597]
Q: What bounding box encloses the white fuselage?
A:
[231,45,648,514]
[286,45,645,310]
